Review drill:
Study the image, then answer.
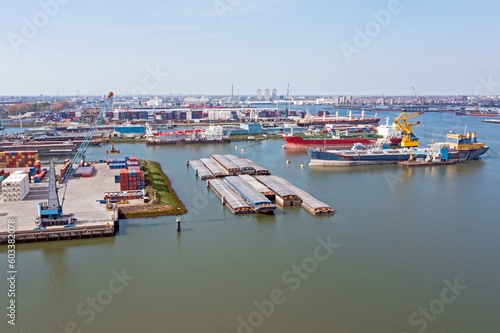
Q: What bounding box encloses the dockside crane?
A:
[0,120,4,142]
[36,92,114,227]
[394,111,425,148]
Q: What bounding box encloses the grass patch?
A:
[109,138,146,144]
[117,160,187,219]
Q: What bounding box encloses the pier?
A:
[200,158,226,177]
[0,164,120,245]
[0,223,117,244]
[208,179,253,214]
[189,160,214,180]
[224,176,276,213]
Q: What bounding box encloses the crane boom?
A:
[394,111,425,147]
[59,92,114,186]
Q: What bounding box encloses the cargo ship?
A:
[295,110,380,127]
[145,124,230,145]
[456,108,500,116]
[0,142,77,156]
[307,132,489,166]
[283,119,402,150]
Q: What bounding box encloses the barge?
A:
[200,158,226,177]
[208,179,253,214]
[224,176,276,214]
[145,124,230,145]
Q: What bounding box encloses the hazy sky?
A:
[1,0,499,96]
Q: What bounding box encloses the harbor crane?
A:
[394,111,425,148]
[36,92,114,227]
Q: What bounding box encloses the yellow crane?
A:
[394,111,425,148]
[106,142,120,154]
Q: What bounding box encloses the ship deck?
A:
[224,176,276,213]
[189,160,214,180]
[208,179,253,214]
[200,158,226,177]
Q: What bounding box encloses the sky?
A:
[1,0,499,96]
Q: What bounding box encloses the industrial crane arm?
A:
[394,111,425,137]
[59,92,114,187]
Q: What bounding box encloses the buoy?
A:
[176,217,181,232]
[241,149,244,152]
[235,146,238,149]
[286,160,290,164]
[300,164,304,168]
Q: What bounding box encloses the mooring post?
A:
[176,217,181,232]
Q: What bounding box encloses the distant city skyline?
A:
[1,0,499,96]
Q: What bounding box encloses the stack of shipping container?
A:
[115,157,145,191]
[107,158,127,169]
[0,151,40,168]
[60,160,71,179]
[2,171,30,202]
[29,160,45,183]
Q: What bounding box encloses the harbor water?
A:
[1,112,499,332]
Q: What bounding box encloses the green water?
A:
[1,112,499,333]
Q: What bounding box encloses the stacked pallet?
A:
[0,151,40,168]
[2,171,30,202]
[117,166,145,191]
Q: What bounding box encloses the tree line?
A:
[5,101,71,115]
